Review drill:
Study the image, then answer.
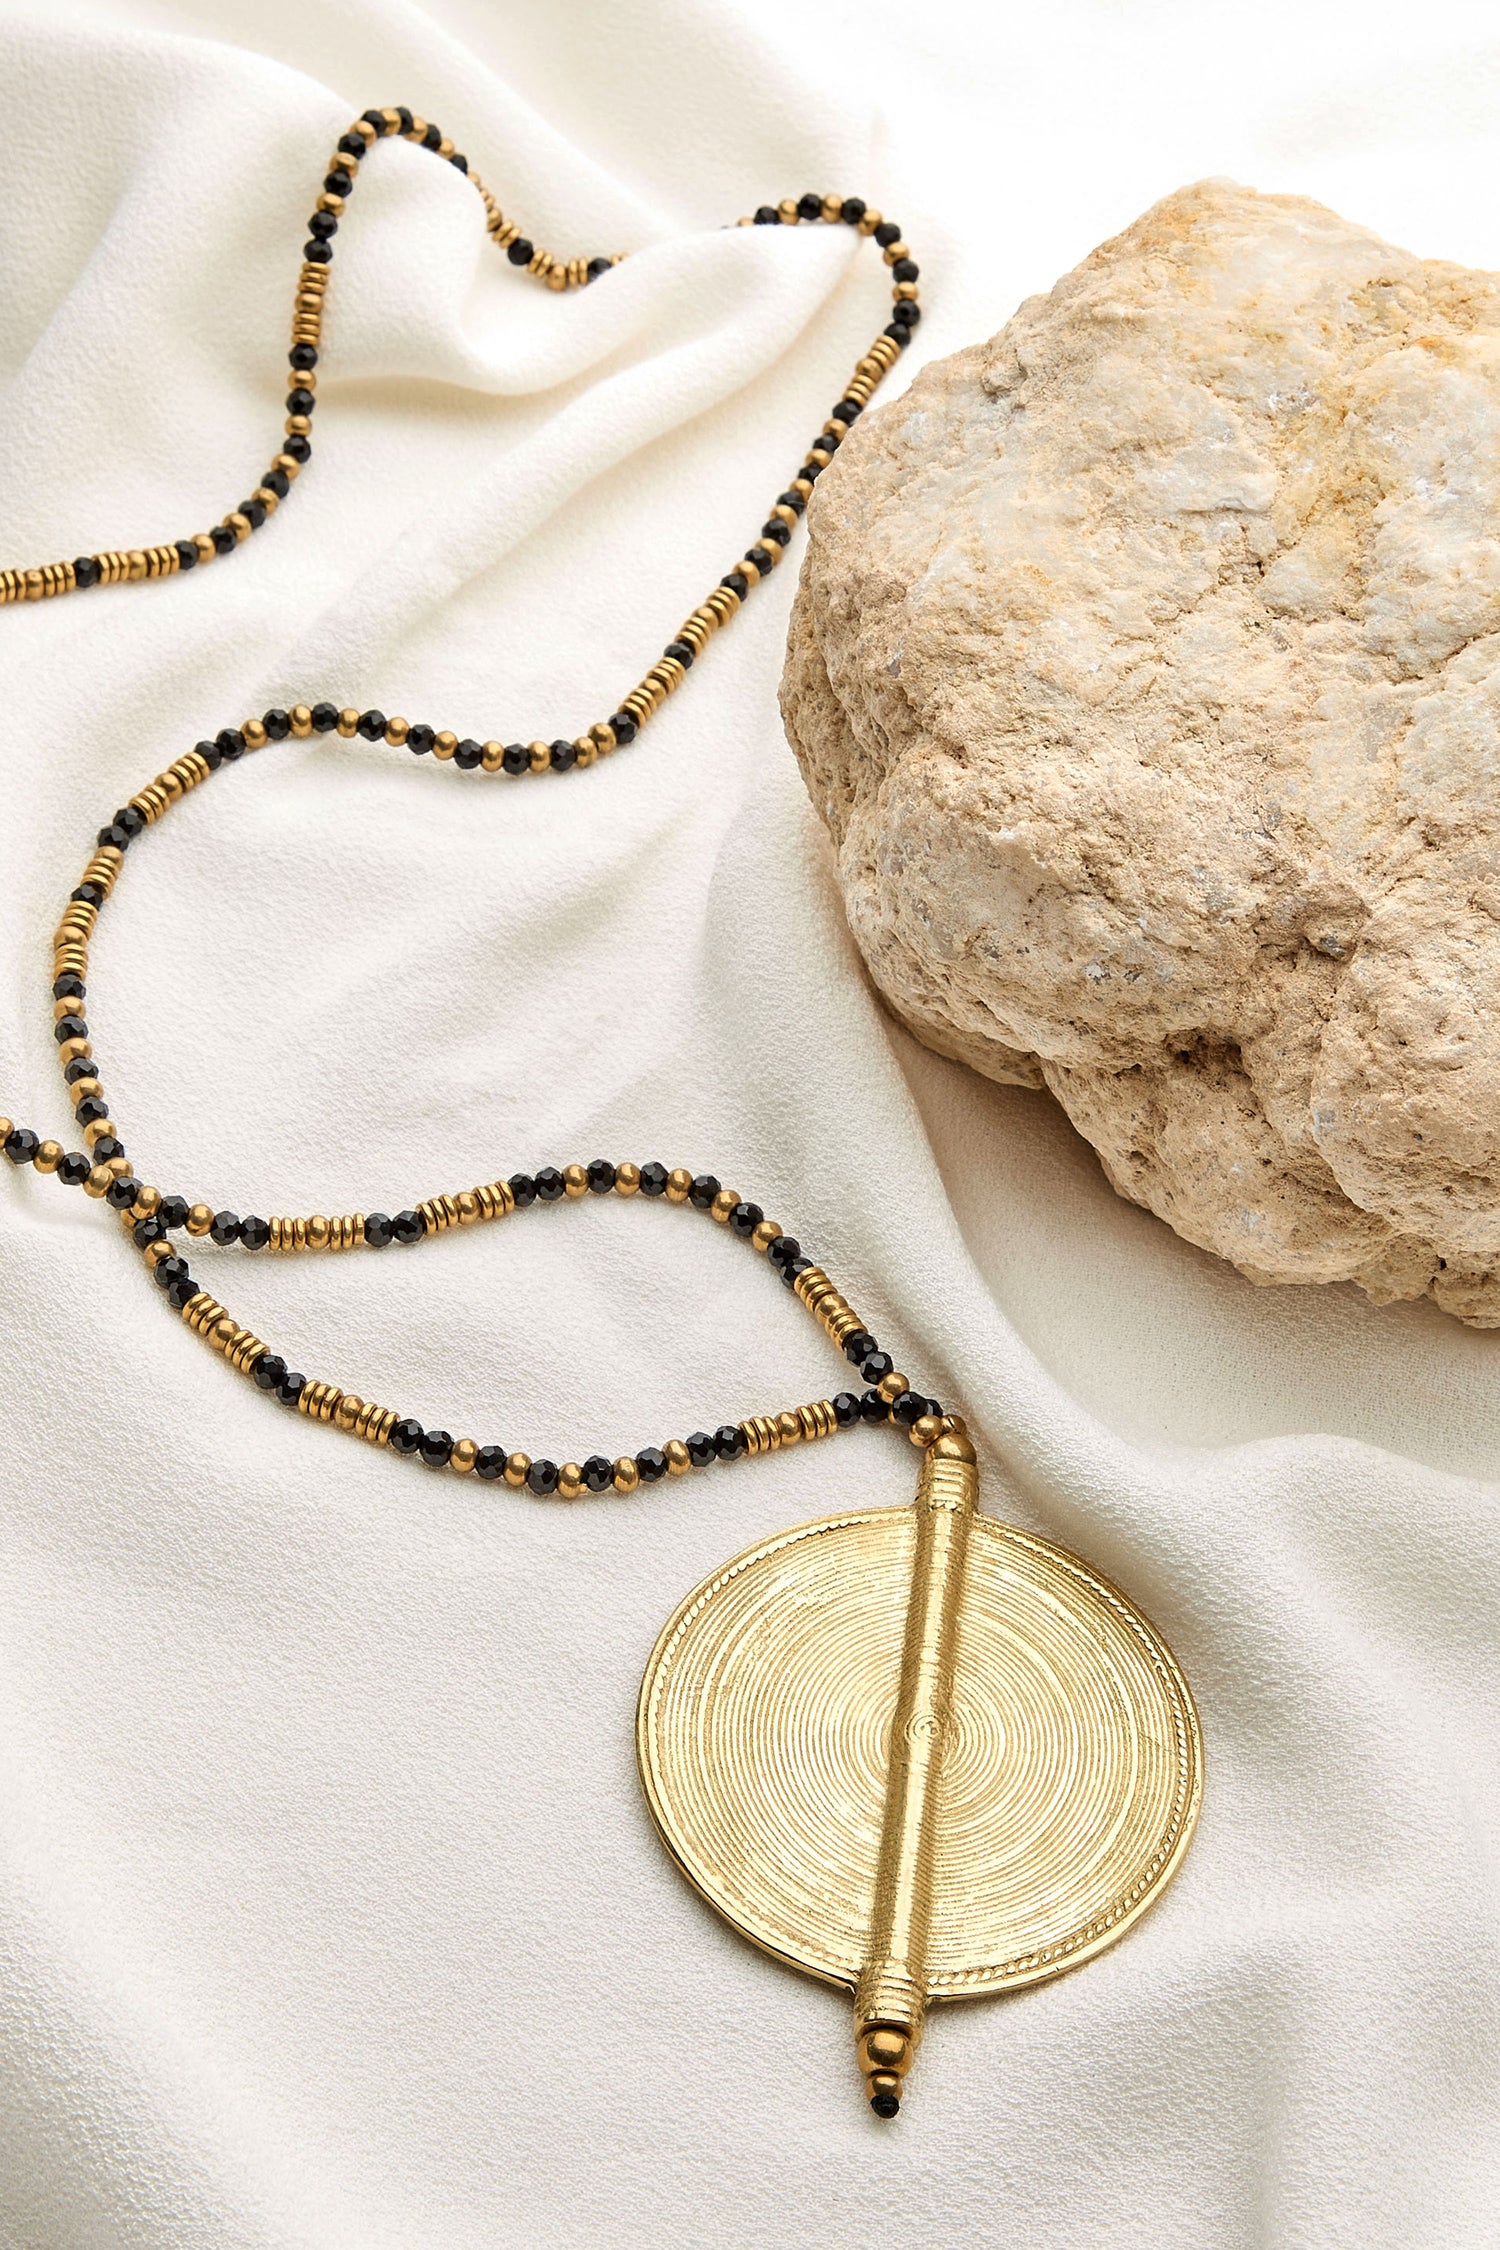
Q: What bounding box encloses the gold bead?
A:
[273,452,302,481]
[894,280,919,301]
[186,1202,214,1236]
[317,191,344,215]
[52,996,80,1021]
[778,197,800,224]
[776,1410,802,1446]
[614,1163,641,1196]
[225,511,251,542]
[563,1163,588,1198]
[557,1462,585,1501]
[664,1439,691,1477]
[33,1140,62,1173]
[290,704,313,737]
[385,715,409,746]
[242,717,268,751]
[858,208,881,234]
[83,1164,112,1197]
[451,1438,478,1475]
[132,1183,161,1217]
[612,1456,640,1495]
[194,532,216,563]
[456,1190,480,1224]
[665,1168,692,1205]
[710,1189,737,1223]
[69,1077,102,1103]
[433,731,457,761]
[143,1237,173,1271]
[751,1219,781,1254]
[883,240,909,265]
[573,735,596,768]
[285,413,312,437]
[481,739,505,773]
[939,1413,969,1439]
[337,708,359,738]
[911,1413,944,1447]
[83,1117,114,1145]
[107,1155,132,1177]
[527,740,550,773]
[0,1117,12,1143]
[505,1451,531,1487]
[878,1370,908,1404]
[58,1037,91,1064]
[306,1216,330,1250]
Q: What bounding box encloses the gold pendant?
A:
[637,1432,1201,2115]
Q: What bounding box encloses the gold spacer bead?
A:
[451,1438,478,1475]
[33,1140,62,1173]
[83,1164,112,1198]
[664,1439,692,1477]
[52,996,79,1021]
[505,1451,531,1488]
[194,532,216,563]
[883,240,909,265]
[527,740,550,773]
[557,1462,584,1501]
[665,1167,692,1204]
[573,735,596,768]
[225,512,251,543]
[143,1237,174,1271]
[858,208,881,234]
[614,1163,641,1196]
[83,1117,114,1146]
[710,1189,737,1223]
[285,413,313,437]
[481,739,505,773]
[186,1202,213,1236]
[878,1370,908,1404]
[911,1413,945,1447]
[563,1163,588,1198]
[433,731,457,761]
[107,1156,132,1178]
[58,1037,91,1064]
[132,1183,161,1217]
[456,1190,480,1224]
[69,1077,101,1103]
[776,1410,802,1447]
[385,715,409,746]
[306,1216,330,1250]
[290,704,313,737]
[317,191,344,216]
[242,717,268,751]
[612,1456,640,1495]
[821,192,844,221]
[751,1219,782,1254]
[778,197,800,224]
[336,708,360,738]
[273,452,301,480]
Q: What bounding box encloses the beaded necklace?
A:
[2,107,1200,2123]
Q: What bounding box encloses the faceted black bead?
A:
[175,540,199,570]
[364,1212,393,1248]
[781,1256,812,1287]
[830,399,861,423]
[303,240,333,264]
[663,639,694,667]
[452,737,483,769]
[323,163,352,192]
[843,1329,876,1364]
[290,343,320,368]
[355,708,386,741]
[860,1388,890,1422]
[507,1173,537,1209]
[891,300,920,328]
[55,1017,89,1047]
[797,192,823,221]
[760,520,791,546]
[450,152,470,174]
[208,1210,241,1245]
[337,133,366,159]
[728,1200,763,1236]
[395,107,414,132]
[52,974,85,1001]
[871,2092,900,2119]
[475,1444,507,1482]
[501,742,528,775]
[284,433,312,464]
[262,707,291,739]
[308,210,337,239]
[91,1136,124,1164]
[390,1418,424,1456]
[802,459,824,481]
[746,546,773,575]
[722,571,749,598]
[422,122,442,150]
[239,1215,270,1251]
[686,1430,716,1468]
[104,1173,139,1208]
[891,1390,925,1426]
[534,1168,565,1202]
[392,1209,425,1245]
[874,220,902,247]
[832,1391,862,1427]
[768,1234,800,1268]
[582,1455,614,1491]
[133,1215,167,1248]
[638,1162,669,1198]
[713,1424,747,1460]
[71,884,103,907]
[754,204,780,224]
[154,1256,189,1290]
[252,1353,286,1391]
[286,387,316,416]
[507,237,534,265]
[73,555,101,588]
[689,1174,720,1209]
[216,727,246,761]
[884,323,910,346]
[892,258,919,285]
[158,1195,190,1230]
[241,499,267,531]
[211,524,237,556]
[777,488,807,515]
[310,702,339,732]
[549,738,576,772]
[585,254,611,279]
[840,197,867,225]
[420,1429,454,1468]
[527,1458,559,1495]
[586,1159,616,1194]
[96,824,130,852]
[609,710,638,745]
[406,724,435,756]
[635,1447,667,1484]
[57,1152,91,1186]
[276,1370,306,1407]
[263,470,290,500]
[926,1397,943,1421]
[4,1128,39,1165]
[64,1056,96,1084]
[166,1275,198,1311]
[858,1351,891,1386]
[197,737,223,771]
[360,109,388,132]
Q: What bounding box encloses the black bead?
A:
[337,133,366,159]
[802,459,824,480]
[761,519,791,546]
[134,1215,167,1248]
[4,1128,39,1165]
[364,1212,393,1248]
[287,387,316,416]
[91,1135,124,1164]
[96,824,130,852]
[239,1215,270,1251]
[453,737,483,770]
[874,220,902,247]
[686,1430,716,1468]
[252,1353,287,1392]
[197,737,223,771]
[781,1256,812,1288]
[635,1447,667,1484]
[508,1172,537,1208]
[310,702,339,732]
[158,1194,190,1230]
[840,197,867,225]
[450,152,469,174]
[832,1391,862,1427]
[276,1370,306,1407]
[64,1057,96,1084]
[586,1159,616,1194]
[104,1173,139,1208]
[154,1256,189,1290]
[721,571,749,598]
[797,192,824,221]
[420,1429,454,1468]
[884,323,910,346]
[777,488,807,514]
[582,1455,614,1491]
[926,1397,943,1421]
[175,540,199,570]
[663,639,694,667]
[290,341,320,368]
[871,2092,900,2119]
[860,1388,890,1423]
[55,1017,89,1047]
[166,1275,198,1311]
[262,707,291,739]
[236,499,264,532]
[390,1418,424,1456]
[585,255,611,279]
[263,469,290,500]
[549,738,576,772]
[52,974,85,1001]
[73,555,101,588]
[406,724,435,756]
[891,300,920,328]
[609,710,638,745]
[211,524,238,555]
[830,399,861,423]
[534,1168,565,1202]
[356,708,386,740]
[322,168,351,195]
[360,109,388,133]
[284,433,312,463]
[395,107,414,133]
[842,1329,875,1363]
[892,258,919,285]
[745,546,773,575]
[216,727,246,761]
[754,204,780,224]
[57,1152,91,1186]
[501,742,528,774]
[422,122,442,150]
[392,1209,425,1245]
[209,1210,241,1245]
[303,240,333,264]
[475,1444,507,1482]
[689,1174,720,1209]
[714,1424,747,1460]
[862,1351,893,1384]
[892,1390,925,1426]
[638,1162,669,1198]
[728,1201,763,1236]
[768,1234,800,1268]
[507,237,534,265]
[527,1458,559,1495]
[71,883,104,905]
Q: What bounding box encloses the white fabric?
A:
[2,2,1498,2243]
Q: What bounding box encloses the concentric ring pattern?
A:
[637,1507,1201,1997]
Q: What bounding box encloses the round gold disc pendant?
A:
[637,1502,1201,2009]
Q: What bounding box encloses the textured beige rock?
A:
[782,179,1500,1322]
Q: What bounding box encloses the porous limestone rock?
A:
[781,178,1500,1322]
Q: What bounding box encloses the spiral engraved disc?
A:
[637,1507,1201,1996]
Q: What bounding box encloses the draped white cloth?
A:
[2,2,1498,2243]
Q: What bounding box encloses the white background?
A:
[1,2,1498,2244]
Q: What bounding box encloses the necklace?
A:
[2,105,1202,2119]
